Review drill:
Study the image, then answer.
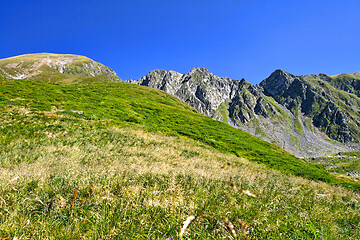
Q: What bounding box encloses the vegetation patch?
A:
[215,99,230,123]
[1,77,359,190]
[307,151,360,182]
[1,113,359,239]
[1,75,360,238]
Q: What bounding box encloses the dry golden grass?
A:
[0,99,359,238]
[1,124,359,238]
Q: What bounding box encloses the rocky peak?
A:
[129,67,359,157]
[259,69,296,96]
[272,69,291,77]
[143,69,168,84]
[185,67,215,84]
[148,69,167,76]
[189,67,211,75]
[135,69,183,95]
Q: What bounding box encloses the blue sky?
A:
[1,0,359,84]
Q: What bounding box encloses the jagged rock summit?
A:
[0,53,119,81]
[259,69,297,96]
[129,67,360,157]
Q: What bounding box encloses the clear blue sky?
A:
[1,0,359,84]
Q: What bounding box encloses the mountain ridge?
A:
[129,67,360,157]
[1,53,358,157]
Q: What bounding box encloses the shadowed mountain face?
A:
[0,53,120,82]
[129,68,360,157]
[260,71,360,143]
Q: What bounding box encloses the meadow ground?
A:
[0,78,359,239]
[0,106,359,239]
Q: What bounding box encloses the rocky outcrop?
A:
[129,68,360,157]
[228,79,278,123]
[313,102,353,143]
[133,67,242,119]
[260,70,360,144]
[259,69,296,96]
[326,73,360,97]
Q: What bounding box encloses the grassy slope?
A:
[1,77,360,238]
[1,102,359,239]
[0,78,350,185]
[307,151,360,181]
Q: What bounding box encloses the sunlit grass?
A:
[308,151,360,182]
[1,77,355,189]
[1,77,360,238]
[1,107,359,239]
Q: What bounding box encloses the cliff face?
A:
[260,71,360,144]
[131,68,238,117]
[129,68,360,157]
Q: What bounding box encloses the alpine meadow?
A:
[0,53,359,239]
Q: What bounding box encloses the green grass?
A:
[308,151,360,181]
[0,53,120,81]
[0,77,358,189]
[292,109,304,136]
[1,110,359,239]
[215,99,230,123]
[1,76,360,238]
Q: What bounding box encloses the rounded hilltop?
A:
[0,53,120,81]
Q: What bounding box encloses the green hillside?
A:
[1,77,353,186]
[1,76,360,238]
[307,151,360,181]
[0,53,120,82]
[329,73,360,97]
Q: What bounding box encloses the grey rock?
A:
[128,68,360,158]
[346,171,359,177]
[71,110,84,115]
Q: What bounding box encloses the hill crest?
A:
[0,53,119,80]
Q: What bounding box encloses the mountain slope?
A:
[1,88,359,238]
[0,53,120,82]
[260,70,360,143]
[328,72,360,97]
[0,78,334,183]
[1,54,360,238]
[131,68,360,157]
